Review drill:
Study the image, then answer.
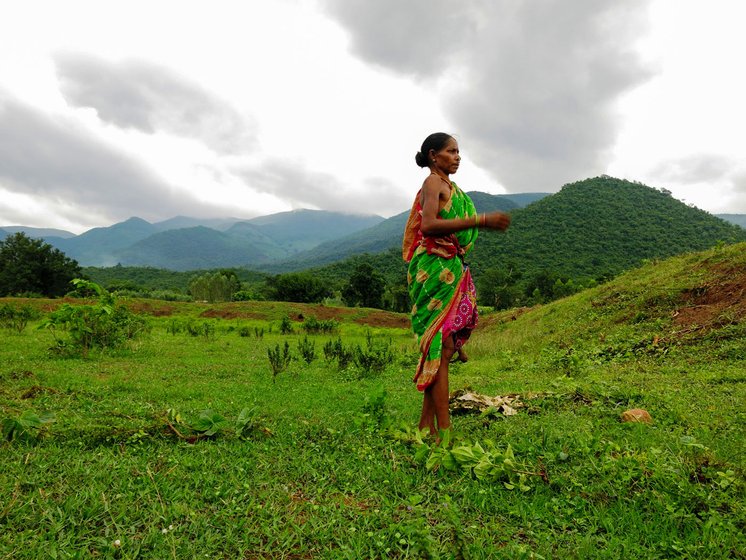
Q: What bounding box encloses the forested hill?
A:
[470,176,746,280]
[307,176,746,294]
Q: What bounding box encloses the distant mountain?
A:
[717,214,746,229]
[48,217,158,267]
[36,209,383,269]
[116,226,273,270]
[260,191,519,273]
[245,209,384,252]
[0,226,76,240]
[500,193,552,207]
[153,216,244,232]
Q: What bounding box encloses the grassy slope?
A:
[1,243,744,558]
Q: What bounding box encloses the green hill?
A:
[117,226,271,271]
[302,176,746,304]
[470,176,746,280]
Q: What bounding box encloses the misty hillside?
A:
[48,217,159,267]
[18,210,383,269]
[717,214,746,228]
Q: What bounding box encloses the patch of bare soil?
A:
[199,309,267,320]
[353,310,410,329]
[674,263,746,331]
[126,301,176,316]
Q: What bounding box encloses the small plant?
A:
[166,318,184,335]
[323,337,353,370]
[415,430,543,491]
[279,315,294,335]
[0,303,38,332]
[302,316,339,334]
[254,326,265,339]
[352,332,394,376]
[355,388,391,431]
[297,336,316,364]
[238,325,251,337]
[191,409,228,437]
[38,279,148,356]
[268,341,292,380]
[2,410,56,442]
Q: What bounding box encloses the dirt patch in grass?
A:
[126,301,176,316]
[675,263,746,330]
[353,310,410,328]
[199,309,268,320]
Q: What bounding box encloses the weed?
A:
[0,303,38,332]
[323,337,353,370]
[297,336,316,364]
[267,341,292,380]
[302,316,339,334]
[279,315,294,334]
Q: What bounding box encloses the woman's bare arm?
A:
[420,175,511,236]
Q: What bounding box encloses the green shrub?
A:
[39,279,148,356]
[0,303,38,332]
[302,316,339,334]
[297,336,316,364]
[267,341,292,380]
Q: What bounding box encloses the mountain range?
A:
[2,180,745,275]
[0,193,548,271]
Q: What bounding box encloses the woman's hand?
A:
[481,211,511,231]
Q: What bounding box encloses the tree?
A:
[268,272,333,303]
[189,271,241,302]
[0,233,82,297]
[342,262,386,308]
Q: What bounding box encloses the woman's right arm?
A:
[420,176,511,235]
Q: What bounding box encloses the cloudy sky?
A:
[1,0,744,234]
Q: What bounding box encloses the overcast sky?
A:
[1,0,745,234]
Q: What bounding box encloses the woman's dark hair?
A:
[415,132,454,168]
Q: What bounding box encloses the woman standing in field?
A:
[402,132,511,437]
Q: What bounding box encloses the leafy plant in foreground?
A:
[38,279,148,356]
[392,427,544,491]
[2,410,56,442]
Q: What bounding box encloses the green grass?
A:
[1,244,745,559]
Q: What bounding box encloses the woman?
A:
[402,132,511,437]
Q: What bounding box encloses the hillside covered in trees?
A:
[298,176,746,308]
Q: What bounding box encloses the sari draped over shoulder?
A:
[402,181,479,391]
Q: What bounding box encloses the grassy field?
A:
[1,243,745,559]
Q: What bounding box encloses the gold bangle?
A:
[474,213,479,227]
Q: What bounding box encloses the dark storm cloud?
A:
[54,52,257,154]
[323,0,655,192]
[0,94,211,223]
[236,159,408,216]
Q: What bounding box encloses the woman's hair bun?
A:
[415,132,453,168]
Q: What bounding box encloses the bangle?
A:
[474,213,479,227]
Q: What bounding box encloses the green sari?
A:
[402,181,479,390]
